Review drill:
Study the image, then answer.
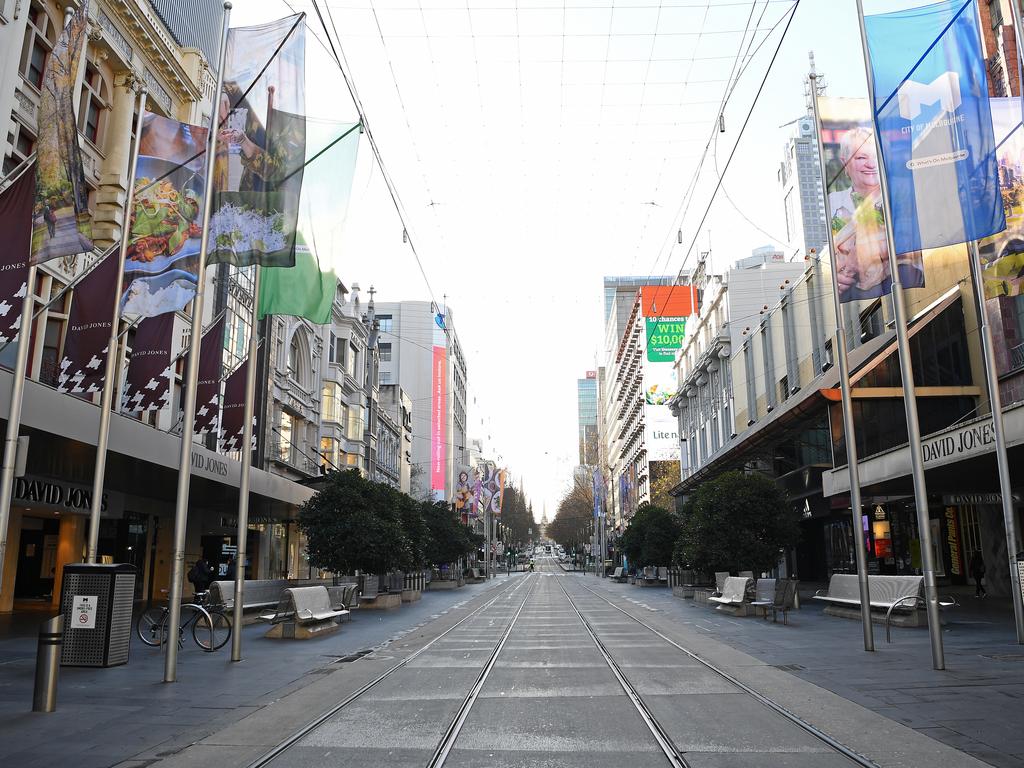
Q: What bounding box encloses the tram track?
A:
[566,576,883,768]
[244,572,535,768]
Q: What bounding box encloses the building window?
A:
[346,341,358,378]
[22,3,57,89]
[377,314,392,333]
[743,342,757,425]
[328,332,337,363]
[321,381,344,423]
[78,64,109,147]
[320,436,340,471]
[378,342,391,362]
[287,329,310,389]
[761,325,776,410]
[278,411,294,463]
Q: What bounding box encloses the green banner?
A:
[645,317,686,362]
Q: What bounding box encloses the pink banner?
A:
[431,344,447,495]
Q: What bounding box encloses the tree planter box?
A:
[264,620,339,640]
[401,588,421,603]
[427,579,463,590]
[359,592,402,610]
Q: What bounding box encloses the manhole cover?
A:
[982,653,1024,662]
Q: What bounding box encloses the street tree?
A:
[299,469,413,575]
[547,475,593,552]
[673,470,799,575]
[619,505,681,567]
[422,501,481,567]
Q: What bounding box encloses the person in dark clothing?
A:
[188,558,215,596]
[225,556,237,581]
[970,550,987,597]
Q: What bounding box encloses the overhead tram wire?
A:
[285,0,441,313]
[635,0,801,360]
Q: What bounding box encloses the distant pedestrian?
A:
[188,558,215,596]
[225,555,237,581]
[42,202,56,238]
[970,551,987,598]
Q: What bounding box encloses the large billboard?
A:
[640,285,692,469]
[431,310,447,501]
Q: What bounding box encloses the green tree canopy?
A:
[298,469,412,574]
[673,470,799,575]
[422,501,481,567]
[620,505,680,568]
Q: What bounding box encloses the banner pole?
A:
[230,265,260,662]
[164,0,232,684]
[0,261,36,603]
[854,0,944,670]
[86,85,148,564]
[968,241,1024,643]
[809,71,874,652]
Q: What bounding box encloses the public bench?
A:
[208,579,287,612]
[750,578,798,624]
[611,567,628,583]
[708,576,752,613]
[637,566,668,587]
[812,574,957,639]
[326,584,359,616]
[259,586,347,639]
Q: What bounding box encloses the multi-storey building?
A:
[380,383,413,494]
[779,115,828,258]
[577,371,598,465]
[375,301,468,501]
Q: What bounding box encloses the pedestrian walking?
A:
[970,550,987,598]
[42,202,56,238]
[187,557,215,596]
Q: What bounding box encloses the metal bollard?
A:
[32,615,62,713]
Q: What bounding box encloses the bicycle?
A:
[136,590,232,651]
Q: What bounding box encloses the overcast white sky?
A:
[231,0,919,518]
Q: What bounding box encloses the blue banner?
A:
[865,0,1004,253]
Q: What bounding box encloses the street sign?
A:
[72,595,97,629]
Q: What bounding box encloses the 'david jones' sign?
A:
[920,419,996,467]
[12,476,120,517]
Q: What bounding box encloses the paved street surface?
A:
[2,558,1020,768]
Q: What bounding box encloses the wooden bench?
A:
[208,579,287,611]
[709,576,752,610]
[750,578,799,624]
[812,574,956,639]
[611,567,628,583]
[260,586,348,639]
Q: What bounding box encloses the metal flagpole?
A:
[86,85,148,563]
[164,0,232,684]
[968,241,1024,642]
[230,265,260,662]
[854,0,945,670]
[809,72,874,652]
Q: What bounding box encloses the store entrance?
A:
[13,517,59,602]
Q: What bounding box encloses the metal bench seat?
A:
[750,578,798,624]
[327,584,359,611]
[708,576,752,606]
[611,567,628,583]
[259,586,348,625]
[209,579,288,610]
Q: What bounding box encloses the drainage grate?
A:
[330,649,373,664]
[982,653,1024,662]
[772,663,806,671]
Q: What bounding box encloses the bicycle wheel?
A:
[192,609,231,651]
[137,608,169,647]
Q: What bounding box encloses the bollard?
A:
[32,615,62,713]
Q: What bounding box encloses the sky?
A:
[230,0,924,518]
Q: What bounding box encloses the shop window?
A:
[78,64,109,147]
[21,2,57,89]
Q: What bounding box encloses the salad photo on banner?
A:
[209,14,306,268]
[817,97,926,303]
[31,0,93,264]
[122,113,210,317]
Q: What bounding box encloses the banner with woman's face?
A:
[817,97,925,303]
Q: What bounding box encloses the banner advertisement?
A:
[194,315,226,436]
[455,466,475,517]
[122,112,210,317]
[0,168,33,353]
[57,253,119,395]
[31,0,93,265]
[219,359,253,452]
[122,314,173,412]
[817,97,926,303]
[640,284,697,363]
[431,310,447,501]
[864,0,1004,254]
[209,15,306,268]
[642,286,682,464]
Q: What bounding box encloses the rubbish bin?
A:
[58,563,137,667]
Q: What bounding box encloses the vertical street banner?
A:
[640,285,688,463]
[455,466,475,518]
[209,15,306,267]
[817,97,926,303]
[57,253,120,395]
[219,358,253,452]
[431,309,447,501]
[0,168,33,351]
[122,314,174,412]
[31,0,93,265]
[193,315,225,436]
[123,113,210,317]
[865,0,1004,252]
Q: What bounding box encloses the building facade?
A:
[779,115,828,258]
[375,301,468,501]
[577,371,598,465]
[379,383,413,494]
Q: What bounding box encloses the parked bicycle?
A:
[136,590,232,651]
